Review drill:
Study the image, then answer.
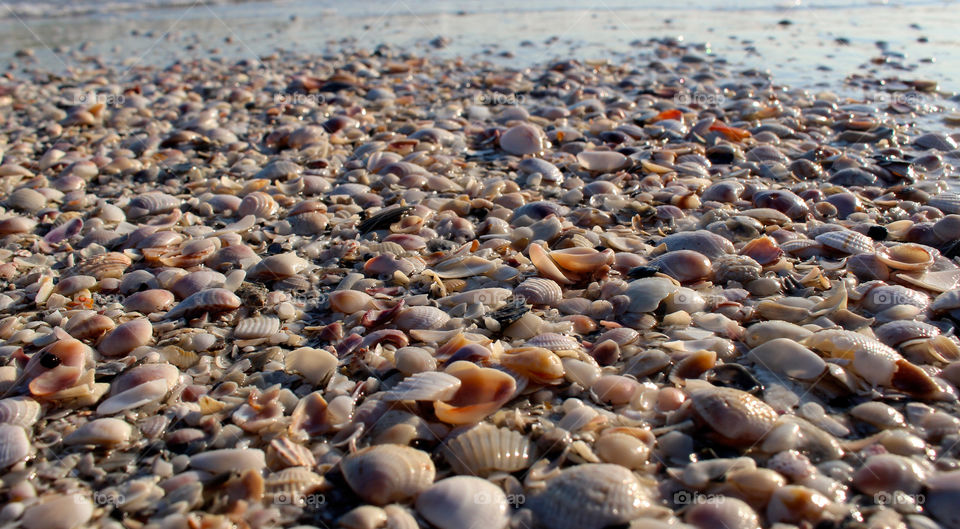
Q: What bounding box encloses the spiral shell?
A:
[238,191,279,218]
[442,423,533,476]
[341,444,436,505]
[127,192,181,218]
[234,316,281,339]
[515,277,563,306]
[76,252,132,279]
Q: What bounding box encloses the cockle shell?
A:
[127,192,181,218]
[384,371,462,402]
[341,444,435,505]
[395,306,450,331]
[442,423,533,476]
[0,397,41,427]
[529,464,653,529]
[515,277,563,306]
[416,476,509,529]
[234,316,281,339]
[687,385,779,446]
[76,251,131,279]
[815,229,874,255]
[165,288,241,319]
[264,466,326,504]
[0,423,30,468]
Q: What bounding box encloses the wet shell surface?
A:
[515,277,563,306]
[814,229,875,254]
[529,464,653,529]
[341,444,436,505]
[165,288,241,319]
[0,397,42,427]
[234,315,281,339]
[384,371,462,402]
[416,476,509,529]
[442,423,534,476]
[0,423,30,468]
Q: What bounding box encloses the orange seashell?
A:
[549,247,615,273]
[529,242,572,285]
[740,236,783,266]
[434,362,516,424]
[650,108,683,123]
[709,121,751,142]
[501,347,565,385]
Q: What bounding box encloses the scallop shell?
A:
[814,230,874,255]
[127,192,181,218]
[0,423,30,468]
[928,193,960,215]
[384,371,462,402]
[0,397,41,427]
[689,385,779,446]
[264,466,326,503]
[529,464,653,529]
[238,191,279,218]
[234,316,281,339]
[76,252,132,279]
[524,333,581,352]
[416,476,509,529]
[395,306,450,331]
[515,277,563,306]
[341,445,436,505]
[165,288,241,319]
[247,253,309,280]
[442,423,533,476]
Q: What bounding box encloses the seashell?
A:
[849,401,905,429]
[439,288,513,308]
[434,362,517,424]
[267,437,317,469]
[416,476,509,529]
[0,397,41,427]
[64,417,132,447]
[875,320,941,347]
[518,157,563,183]
[594,431,651,469]
[264,466,326,504]
[0,215,37,234]
[661,230,735,260]
[739,236,783,266]
[846,253,890,281]
[852,454,926,495]
[6,187,47,213]
[814,229,874,255]
[926,470,960,529]
[238,191,278,218]
[500,347,565,385]
[123,289,175,314]
[765,485,836,525]
[395,306,450,331]
[875,243,934,271]
[592,374,641,405]
[288,201,329,235]
[499,123,545,155]
[624,277,680,313]
[747,338,826,381]
[206,244,261,271]
[285,347,338,386]
[525,333,581,353]
[342,444,435,505]
[165,288,241,319]
[442,423,533,476]
[860,284,929,313]
[713,254,762,284]
[529,464,653,529]
[27,338,94,397]
[127,192,181,218]
[753,189,809,220]
[432,254,497,279]
[54,275,97,296]
[701,180,745,202]
[384,371,462,402]
[20,493,93,529]
[928,192,960,214]
[648,250,712,283]
[97,377,170,415]
[98,318,153,357]
[0,423,30,468]
[76,251,132,279]
[64,312,115,341]
[170,270,226,299]
[330,289,375,314]
[898,268,960,293]
[248,252,308,281]
[257,159,303,180]
[191,448,267,474]
[685,497,761,529]
[577,150,628,172]
[234,316,281,339]
[687,385,779,446]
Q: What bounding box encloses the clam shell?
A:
[529,464,653,529]
[689,385,779,445]
[63,417,132,447]
[0,397,41,427]
[98,318,153,357]
[524,332,580,352]
[123,289,175,314]
[875,320,941,347]
[416,476,509,529]
[7,187,46,213]
[248,252,309,280]
[64,312,115,341]
[0,423,30,468]
[76,251,132,279]
[661,230,734,260]
[395,306,450,331]
[384,371,462,402]
[577,150,628,172]
[342,445,436,505]
[234,316,281,339]
[165,288,241,319]
[624,277,680,313]
[928,193,960,214]
[875,243,934,271]
[814,229,874,255]
[514,278,563,306]
[127,192,181,218]
[20,493,93,529]
[285,347,338,386]
[499,123,545,155]
[748,338,826,380]
[442,423,533,476]
[190,448,266,474]
[97,378,170,415]
[237,191,278,218]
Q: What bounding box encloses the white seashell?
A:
[7,187,47,213]
[577,150,628,172]
[237,191,278,218]
[515,277,563,306]
[342,445,436,505]
[395,306,450,330]
[234,316,281,339]
[0,397,41,427]
[624,277,680,312]
[814,230,874,255]
[190,448,266,474]
[529,464,653,529]
[285,347,338,386]
[0,423,30,468]
[747,338,826,381]
[499,123,545,155]
[416,476,509,529]
[165,288,241,319]
[248,252,309,280]
[20,493,93,529]
[442,423,533,476]
[127,192,181,218]
[525,332,580,352]
[97,378,170,415]
[384,371,462,402]
[63,417,132,447]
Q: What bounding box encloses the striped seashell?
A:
[0,397,42,427]
[234,316,281,339]
[256,159,303,180]
[267,437,317,469]
[288,200,329,235]
[928,193,960,215]
[779,238,822,258]
[515,278,563,306]
[264,466,327,504]
[238,191,279,218]
[342,445,436,505]
[528,464,653,529]
[384,371,462,402]
[815,229,875,255]
[165,288,241,319]
[0,424,30,469]
[248,253,308,281]
[524,333,580,352]
[64,312,116,341]
[127,192,181,219]
[442,423,534,476]
[76,252,131,279]
[395,306,451,331]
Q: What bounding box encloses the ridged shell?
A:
[661,230,735,260]
[64,313,115,341]
[814,230,874,254]
[0,424,30,469]
[234,316,281,339]
[524,332,580,352]
[875,243,934,271]
[515,278,563,306]
[289,211,329,235]
[247,253,308,280]
[0,397,41,427]
[928,193,960,214]
[165,288,241,319]
[689,386,779,445]
[341,445,436,505]
[384,371,461,402]
[875,320,941,347]
[264,466,326,503]
[529,464,653,529]
[127,192,181,218]
[442,423,533,476]
[76,252,132,279]
[395,306,450,330]
[416,476,509,529]
[238,191,279,218]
